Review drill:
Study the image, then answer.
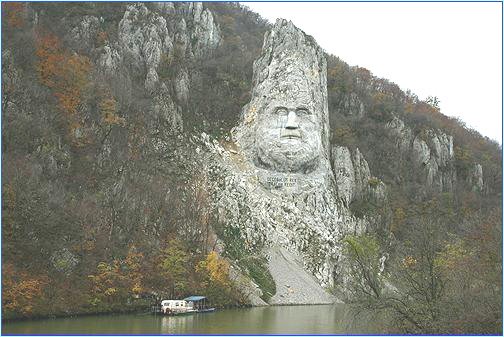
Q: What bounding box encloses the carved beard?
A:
[255,132,321,174]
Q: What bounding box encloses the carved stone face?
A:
[255,100,322,173]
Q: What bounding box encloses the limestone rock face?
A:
[207,138,365,302]
[212,20,366,305]
[412,130,456,193]
[386,117,413,153]
[151,85,184,133]
[183,2,221,57]
[332,147,355,204]
[50,248,79,275]
[152,2,176,13]
[93,3,221,92]
[235,19,330,174]
[468,163,484,192]
[58,3,221,136]
[98,45,123,75]
[66,15,100,52]
[118,3,173,90]
[93,2,220,132]
[332,146,373,205]
[386,116,456,193]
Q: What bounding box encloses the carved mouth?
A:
[280,129,301,139]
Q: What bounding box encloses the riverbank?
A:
[2,299,259,323]
[2,301,151,323]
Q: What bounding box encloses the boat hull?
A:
[152,307,216,316]
[164,308,216,316]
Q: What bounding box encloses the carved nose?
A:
[285,110,298,129]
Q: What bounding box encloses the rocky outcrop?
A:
[78,2,221,93]
[151,85,184,133]
[386,116,456,193]
[225,256,268,306]
[467,163,484,192]
[118,4,172,72]
[88,3,220,133]
[386,117,413,153]
[332,146,374,205]
[50,248,79,276]
[117,3,172,91]
[235,19,331,157]
[97,45,123,75]
[66,15,100,52]
[411,130,456,193]
[182,2,221,58]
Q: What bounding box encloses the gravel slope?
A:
[267,246,341,305]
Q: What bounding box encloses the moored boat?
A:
[156,296,215,316]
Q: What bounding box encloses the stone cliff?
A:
[385,116,477,193]
[209,19,375,304]
[66,2,221,135]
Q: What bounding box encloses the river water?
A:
[3,304,385,335]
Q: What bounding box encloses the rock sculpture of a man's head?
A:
[235,19,329,174]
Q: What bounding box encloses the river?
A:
[3,304,386,335]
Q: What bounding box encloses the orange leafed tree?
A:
[100,90,125,126]
[35,33,91,142]
[2,263,47,317]
[197,251,231,288]
[124,246,145,296]
[2,2,25,28]
[87,260,127,306]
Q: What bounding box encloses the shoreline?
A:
[2,302,343,324]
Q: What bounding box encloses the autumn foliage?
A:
[35,33,91,142]
[197,251,231,288]
[195,251,240,306]
[2,263,47,317]
[2,2,25,28]
[100,91,125,126]
[87,246,145,309]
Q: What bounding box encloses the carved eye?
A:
[296,107,310,115]
[275,107,288,115]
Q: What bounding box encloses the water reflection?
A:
[160,315,195,334]
[3,304,384,335]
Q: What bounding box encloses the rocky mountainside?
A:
[2,3,501,332]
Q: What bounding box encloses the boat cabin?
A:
[183,296,208,310]
[158,296,214,315]
[160,300,191,314]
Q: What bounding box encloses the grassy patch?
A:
[240,256,276,302]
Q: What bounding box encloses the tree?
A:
[124,245,145,297]
[344,234,384,300]
[35,32,91,144]
[87,260,128,309]
[2,2,25,28]
[2,263,47,318]
[425,96,440,111]
[158,239,190,298]
[345,204,502,335]
[344,216,447,334]
[195,251,238,307]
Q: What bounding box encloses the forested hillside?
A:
[2,3,501,333]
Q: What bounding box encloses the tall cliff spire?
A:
[235,19,330,174]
